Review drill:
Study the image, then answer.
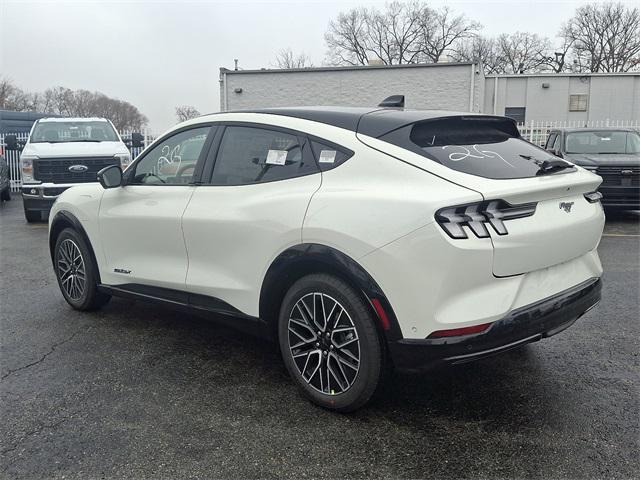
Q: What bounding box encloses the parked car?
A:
[545,128,640,210]
[19,117,132,222]
[48,107,605,411]
[0,154,10,201]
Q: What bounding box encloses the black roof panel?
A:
[242,106,489,137]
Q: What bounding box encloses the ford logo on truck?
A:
[68,164,89,173]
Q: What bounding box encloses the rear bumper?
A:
[388,277,602,372]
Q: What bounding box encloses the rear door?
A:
[182,124,322,316]
[99,125,214,289]
[361,115,605,277]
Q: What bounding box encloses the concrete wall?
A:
[220,63,484,113]
[484,74,640,123]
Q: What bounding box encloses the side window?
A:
[309,139,353,171]
[210,126,317,185]
[131,127,210,185]
[553,134,561,152]
[545,133,556,150]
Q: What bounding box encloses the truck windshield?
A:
[31,121,119,143]
[565,131,640,154]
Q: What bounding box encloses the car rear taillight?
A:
[436,200,537,239]
[584,191,603,203]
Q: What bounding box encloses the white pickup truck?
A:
[20,117,132,222]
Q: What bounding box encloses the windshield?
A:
[31,121,119,143]
[565,131,640,155]
[380,117,569,179]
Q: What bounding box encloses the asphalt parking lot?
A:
[1,197,638,479]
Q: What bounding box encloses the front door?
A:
[98,125,213,289]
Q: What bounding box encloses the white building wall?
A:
[220,63,484,113]
[486,73,640,123]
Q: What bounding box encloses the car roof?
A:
[36,117,110,123]
[212,107,500,138]
[551,127,639,133]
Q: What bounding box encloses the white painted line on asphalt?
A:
[602,234,640,237]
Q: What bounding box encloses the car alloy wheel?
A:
[57,238,86,300]
[287,292,361,395]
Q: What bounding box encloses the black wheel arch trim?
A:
[259,243,404,341]
[49,210,102,284]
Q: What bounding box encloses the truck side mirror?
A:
[131,132,144,148]
[4,135,19,151]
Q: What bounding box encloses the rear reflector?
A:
[427,322,493,339]
[371,298,391,331]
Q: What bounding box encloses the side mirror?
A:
[131,132,144,148]
[97,165,123,189]
[5,135,19,151]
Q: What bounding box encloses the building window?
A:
[504,107,526,124]
[569,94,589,112]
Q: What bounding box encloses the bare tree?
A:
[452,36,501,73]
[494,32,554,74]
[1,80,148,130]
[325,2,479,66]
[325,7,371,65]
[561,2,640,72]
[273,48,314,69]
[0,77,40,111]
[175,105,201,122]
[415,6,481,63]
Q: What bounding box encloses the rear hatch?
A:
[357,114,605,277]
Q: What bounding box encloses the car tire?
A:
[278,273,384,412]
[24,209,40,222]
[54,228,111,311]
[1,188,10,201]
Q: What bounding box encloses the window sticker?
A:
[265,149,288,165]
[318,150,337,164]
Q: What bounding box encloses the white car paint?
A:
[49,110,605,340]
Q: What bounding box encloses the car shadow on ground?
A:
[99,295,556,424]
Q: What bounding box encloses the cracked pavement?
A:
[1,198,639,479]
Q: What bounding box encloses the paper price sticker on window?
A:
[319,150,337,164]
[266,149,288,165]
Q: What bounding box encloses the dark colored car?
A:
[545,128,640,209]
[0,154,11,201]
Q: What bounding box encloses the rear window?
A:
[379,116,567,179]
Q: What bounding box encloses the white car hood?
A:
[23,141,128,158]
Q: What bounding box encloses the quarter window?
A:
[310,140,352,171]
[131,127,210,185]
[210,126,317,185]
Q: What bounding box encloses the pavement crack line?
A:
[1,329,84,381]
[1,416,72,473]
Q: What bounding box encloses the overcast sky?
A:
[1,0,636,132]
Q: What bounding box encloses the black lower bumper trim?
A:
[389,277,602,372]
[22,196,56,212]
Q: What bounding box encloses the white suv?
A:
[48,107,604,411]
[20,117,131,222]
